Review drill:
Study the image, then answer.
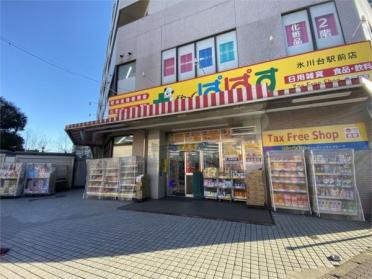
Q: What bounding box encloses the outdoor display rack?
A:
[117,156,145,200]
[307,149,365,221]
[24,163,55,195]
[0,162,25,197]
[267,150,312,213]
[84,156,145,200]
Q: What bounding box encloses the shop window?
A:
[219,42,235,63]
[117,62,136,93]
[196,37,216,76]
[162,31,238,83]
[282,10,314,55]
[199,48,213,68]
[309,2,344,49]
[178,43,195,81]
[216,30,238,71]
[161,48,177,84]
[164,58,175,76]
[282,2,344,55]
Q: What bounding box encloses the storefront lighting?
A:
[291,91,351,103]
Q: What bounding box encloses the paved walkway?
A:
[0,189,371,279]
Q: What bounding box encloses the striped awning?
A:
[65,77,367,145]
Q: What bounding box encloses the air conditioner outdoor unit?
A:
[230,126,257,136]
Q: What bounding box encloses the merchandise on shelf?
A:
[0,162,26,196]
[203,178,218,187]
[85,157,146,201]
[203,167,218,178]
[308,149,364,220]
[267,150,311,212]
[24,163,54,195]
[218,179,233,188]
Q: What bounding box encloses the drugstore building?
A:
[66,0,372,219]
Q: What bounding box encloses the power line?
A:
[1,36,150,94]
[1,36,100,84]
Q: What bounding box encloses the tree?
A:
[0,97,27,151]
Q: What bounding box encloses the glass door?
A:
[168,150,185,196]
[185,151,200,197]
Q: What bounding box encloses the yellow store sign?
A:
[262,123,369,151]
[109,41,372,115]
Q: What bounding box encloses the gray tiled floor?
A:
[0,189,371,279]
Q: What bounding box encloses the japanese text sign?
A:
[262,123,369,151]
[109,41,372,117]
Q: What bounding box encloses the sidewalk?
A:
[1,189,371,279]
[320,248,372,279]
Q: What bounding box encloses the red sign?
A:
[285,21,309,46]
[315,13,338,39]
[285,62,372,83]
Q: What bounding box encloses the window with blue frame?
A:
[219,41,235,63]
[198,47,213,68]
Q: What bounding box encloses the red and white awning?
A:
[65,77,364,132]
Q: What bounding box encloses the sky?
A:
[1,0,113,151]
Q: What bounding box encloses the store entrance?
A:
[185,151,200,197]
[168,150,200,197]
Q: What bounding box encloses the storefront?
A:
[66,41,372,220]
[166,126,265,206]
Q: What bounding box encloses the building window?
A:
[164,58,175,76]
[282,2,344,55]
[219,42,235,63]
[309,2,344,49]
[196,37,216,76]
[282,10,314,55]
[199,47,213,68]
[180,53,193,73]
[117,62,135,93]
[178,43,195,81]
[162,48,177,84]
[162,30,239,84]
[216,30,238,71]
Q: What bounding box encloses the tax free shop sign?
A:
[262,123,369,151]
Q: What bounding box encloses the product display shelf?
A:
[101,158,120,199]
[267,150,311,213]
[203,168,219,200]
[85,159,106,199]
[232,178,247,201]
[117,156,145,201]
[0,162,26,197]
[308,149,364,221]
[24,163,55,195]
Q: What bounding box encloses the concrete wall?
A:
[146,130,166,199]
[113,0,369,93]
[14,154,75,190]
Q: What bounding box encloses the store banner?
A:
[262,123,369,151]
[109,41,372,117]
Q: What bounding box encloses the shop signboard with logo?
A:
[109,41,372,117]
[262,123,369,151]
